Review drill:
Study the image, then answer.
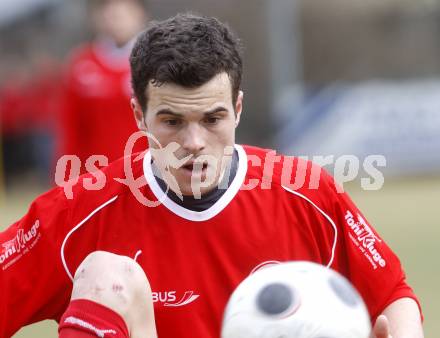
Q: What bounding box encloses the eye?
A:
[164,119,182,126]
[203,116,220,125]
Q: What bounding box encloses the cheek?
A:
[211,124,235,147]
[145,123,172,144]
[146,129,169,149]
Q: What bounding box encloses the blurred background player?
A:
[59,0,149,174]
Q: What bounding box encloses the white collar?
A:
[143,145,247,222]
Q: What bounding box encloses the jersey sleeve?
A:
[0,187,73,337]
[316,168,422,320]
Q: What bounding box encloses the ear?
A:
[234,90,244,128]
[131,97,147,131]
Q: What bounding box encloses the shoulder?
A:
[64,43,101,81]
[67,43,96,65]
[63,152,146,218]
[240,144,343,216]
[242,144,336,192]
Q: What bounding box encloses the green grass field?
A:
[1,176,439,337]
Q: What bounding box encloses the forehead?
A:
[146,72,233,113]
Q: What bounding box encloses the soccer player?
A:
[59,0,148,171]
[0,14,423,338]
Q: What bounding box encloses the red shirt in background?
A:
[60,41,145,169]
[0,77,31,136]
[28,58,63,132]
[0,59,61,136]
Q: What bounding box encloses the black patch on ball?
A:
[257,283,293,315]
[328,275,360,307]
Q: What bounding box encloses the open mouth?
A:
[182,162,208,172]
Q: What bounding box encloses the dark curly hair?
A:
[130,13,243,112]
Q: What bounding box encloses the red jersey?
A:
[28,60,63,131]
[59,42,145,167]
[0,79,31,135]
[0,145,420,338]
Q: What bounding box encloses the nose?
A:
[181,123,205,154]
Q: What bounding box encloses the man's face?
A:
[132,72,243,197]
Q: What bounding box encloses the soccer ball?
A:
[221,261,371,338]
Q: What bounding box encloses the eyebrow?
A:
[156,106,229,117]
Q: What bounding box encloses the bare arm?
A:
[371,298,423,338]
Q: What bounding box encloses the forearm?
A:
[381,297,423,338]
